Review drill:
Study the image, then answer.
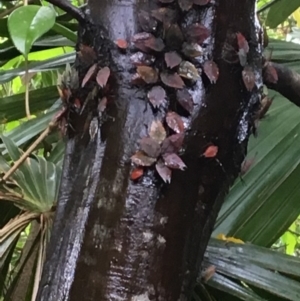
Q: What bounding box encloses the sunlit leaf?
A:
[8,6,56,56]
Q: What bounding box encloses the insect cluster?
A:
[56,44,111,139]
[56,65,80,136]
[116,0,222,182]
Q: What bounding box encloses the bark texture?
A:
[37,0,262,300]
[263,62,300,108]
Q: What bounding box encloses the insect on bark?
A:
[89,117,99,141]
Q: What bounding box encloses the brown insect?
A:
[201,265,216,283]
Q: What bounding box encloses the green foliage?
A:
[8,6,56,56]
[199,239,300,301]
[1,0,300,300]
[281,222,298,255]
[0,1,76,298]
[0,137,61,299]
[213,40,300,248]
[266,0,300,28]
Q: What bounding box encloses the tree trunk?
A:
[37,0,262,300]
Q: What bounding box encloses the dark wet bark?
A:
[37,0,262,300]
[263,62,300,108]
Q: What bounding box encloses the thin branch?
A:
[45,0,86,24]
[263,62,300,108]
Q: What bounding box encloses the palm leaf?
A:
[0,52,75,84]
[0,86,59,123]
[200,239,300,301]
[0,137,61,300]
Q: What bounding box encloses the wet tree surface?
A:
[37,0,264,300]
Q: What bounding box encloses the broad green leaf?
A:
[266,0,300,28]
[0,14,77,39]
[51,23,77,43]
[8,6,56,56]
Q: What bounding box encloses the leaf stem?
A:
[25,55,31,119]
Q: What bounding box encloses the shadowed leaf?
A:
[165,24,184,49]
